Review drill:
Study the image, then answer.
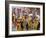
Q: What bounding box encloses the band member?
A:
[28,14,33,30]
[16,17,22,31]
[33,15,40,30]
[22,16,28,31]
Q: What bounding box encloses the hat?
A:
[28,14,33,16]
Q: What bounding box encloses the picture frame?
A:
[5,1,45,37]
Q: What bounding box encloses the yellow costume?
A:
[28,16,32,30]
[16,17,22,31]
[28,14,33,30]
[33,15,39,30]
[22,16,26,30]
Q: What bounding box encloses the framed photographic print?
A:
[5,1,45,37]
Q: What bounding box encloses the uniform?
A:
[28,14,33,30]
[33,15,40,30]
[16,17,22,31]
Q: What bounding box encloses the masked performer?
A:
[28,14,33,30]
[33,15,40,30]
[16,17,22,31]
[21,16,28,31]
